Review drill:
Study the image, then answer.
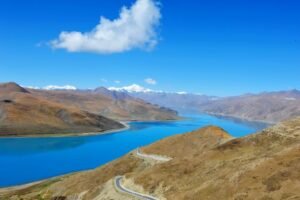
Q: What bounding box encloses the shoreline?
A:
[0,117,183,138]
[122,117,185,123]
[0,114,269,139]
[0,121,130,139]
[203,112,276,125]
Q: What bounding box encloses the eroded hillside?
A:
[0,82,124,136]
[30,87,179,121]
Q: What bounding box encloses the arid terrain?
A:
[30,87,179,121]
[199,90,300,123]
[0,82,125,136]
[0,82,180,136]
[1,116,299,199]
[129,89,300,123]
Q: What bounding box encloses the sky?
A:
[0,0,299,96]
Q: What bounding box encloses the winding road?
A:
[136,148,172,162]
[114,148,172,200]
[114,176,159,200]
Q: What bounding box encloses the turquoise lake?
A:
[0,114,268,187]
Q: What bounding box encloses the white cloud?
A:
[51,0,161,54]
[114,80,121,84]
[101,78,108,83]
[109,84,153,93]
[284,97,296,101]
[108,84,198,95]
[24,85,78,90]
[24,86,40,90]
[43,85,77,90]
[144,78,157,85]
[176,91,187,95]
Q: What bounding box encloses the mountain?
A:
[0,82,29,93]
[131,92,216,113]
[2,117,299,199]
[111,85,300,123]
[108,84,217,113]
[0,83,124,136]
[199,90,300,123]
[30,87,179,121]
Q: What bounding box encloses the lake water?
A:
[0,114,268,187]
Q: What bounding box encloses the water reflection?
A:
[0,137,87,155]
[210,114,270,130]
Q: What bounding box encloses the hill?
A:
[0,83,125,136]
[124,88,300,123]
[2,117,299,199]
[199,90,300,123]
[29,87,179,121]
[0,82,29,93]
[130,91,216,113]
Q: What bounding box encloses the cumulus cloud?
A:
[51,0,161,54]
[144,78,157,85]
[43,85,77,90]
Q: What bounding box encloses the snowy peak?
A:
[108,84,154,93]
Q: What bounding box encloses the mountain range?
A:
[109,85,300,123]
[1,81,299,136]
[0,82,179,136]
[198,90,300,123]
[30,87,179,121]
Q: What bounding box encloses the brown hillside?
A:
[199,90,300,123]
[0,83,124,136]
[0,82,29,93]
[30,88,179,121]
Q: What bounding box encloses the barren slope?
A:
[0,83,124,136]
[199,90,300,123]
[127,89,300,123]
[30,87,179,121]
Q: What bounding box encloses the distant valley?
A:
[110,86,300,123]
[198,90,300,123]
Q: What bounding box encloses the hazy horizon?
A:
[4,81,298,98]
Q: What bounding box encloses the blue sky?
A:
[0,0,299,96]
